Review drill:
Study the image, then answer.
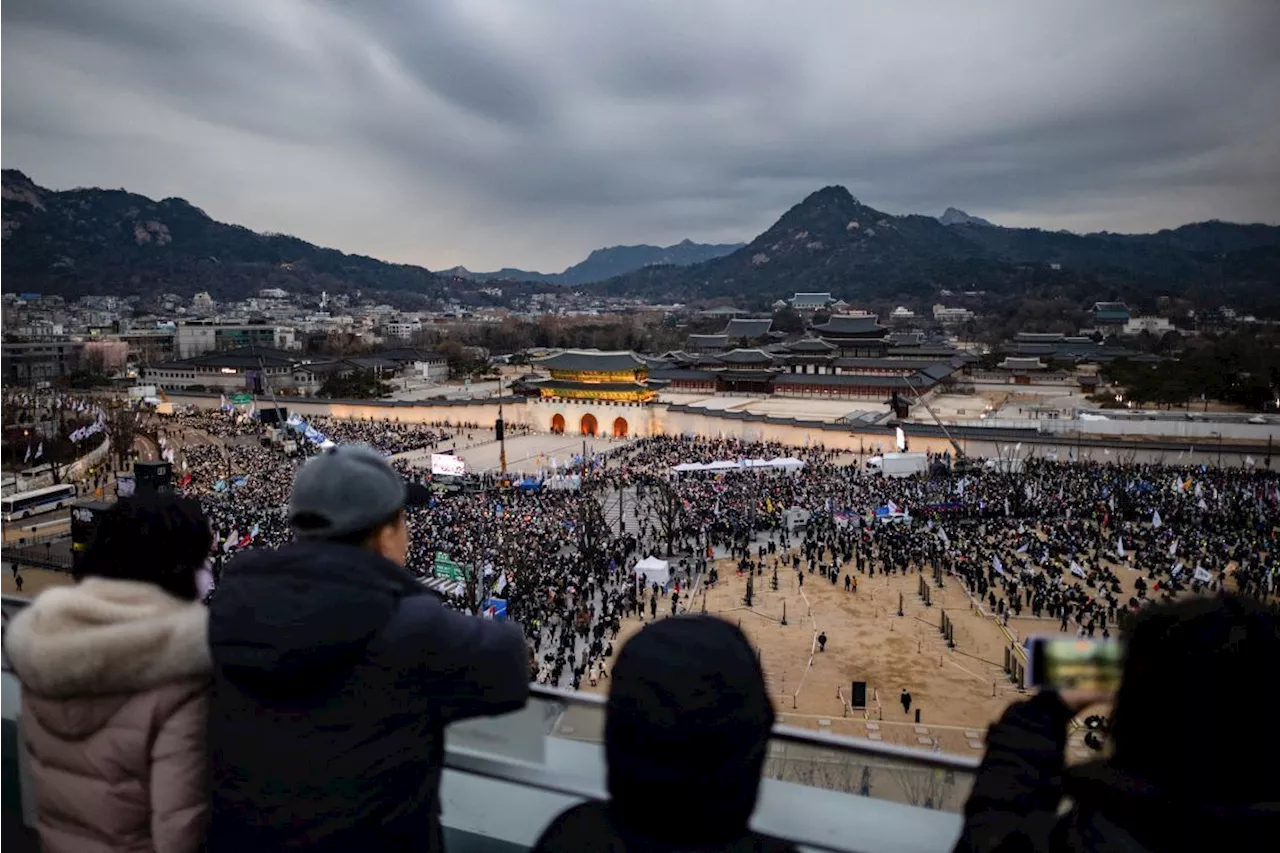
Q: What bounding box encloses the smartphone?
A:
[1025,635,1124,691]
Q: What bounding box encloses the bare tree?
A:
[575,490,612,575]
[639,476,684,556]
[104,403,140,472]
[892,765,947,809]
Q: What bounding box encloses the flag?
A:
[1070,561,1086,578]
[238,530,254,548]
[1152,509,1162,529]
[992,554,1004,576]
[1193,566,1213,584]
[224,530,239,553]
[1171,562,1183,577]
[1168,539,1178,556]
[23,445,31,463]
[1116,537,1125,558]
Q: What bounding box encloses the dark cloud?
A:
[4,0,1278,272]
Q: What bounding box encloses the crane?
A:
[896,375,973,471]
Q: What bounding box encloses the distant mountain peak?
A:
[939,207,993,227]
[459,239,744,286]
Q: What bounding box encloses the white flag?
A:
[23,445,32,463]
[1168,539,1178,556]
[1151,509,1162,529]
[1171,562,1183,577]
[992,554,1004,576]
[34,442,43,460]
[1070,561,1086,578]
[1116,537,1125,558]
[1193,566,1213,584]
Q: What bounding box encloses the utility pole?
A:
[496,370,507,476]
[257,354,288,461]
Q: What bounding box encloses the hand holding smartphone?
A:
[1025,634,1124,693]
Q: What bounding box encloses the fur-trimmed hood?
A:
[5,578,210,705]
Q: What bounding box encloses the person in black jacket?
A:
[207,445,530,853]
[532,615,797,853]
[956,594,1280,853]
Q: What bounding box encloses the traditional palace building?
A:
[527,313,976,415]
[528,350,661,404]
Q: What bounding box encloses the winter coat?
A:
[955,691,1280,853]
[4,578,212,853]
[206,540,530,853]
[533,616,798,853]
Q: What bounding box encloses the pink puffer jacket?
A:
[5,578,211,853]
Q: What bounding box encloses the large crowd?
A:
[144,413,1280,696]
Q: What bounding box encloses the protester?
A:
[955,594,1280,852]
[160,409,1276,697]
[532,616,798,852]
[5,494,214,853]
[206,445,531,853]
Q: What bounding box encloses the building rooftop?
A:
[997,357,1048,371]
[722,318,774,339]
[716,348,777,365]
[811,314,887,336]
[532,349,648,374]
[782,337,837,353]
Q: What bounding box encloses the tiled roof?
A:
[533,349,648,373]
[811,314,886,335]
[716,348,776,364]
[723,318,774,339]
[784,337,837,353]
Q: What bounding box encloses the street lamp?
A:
[1209,431,1223,468]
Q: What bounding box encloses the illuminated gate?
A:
[613,417,628,438]
[580,413,598,436]
[551,413,566,434]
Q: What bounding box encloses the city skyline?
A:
[4,0,1279,273]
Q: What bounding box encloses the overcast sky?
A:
[4,0,1279,273]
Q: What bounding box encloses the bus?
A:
[1,483,77,522]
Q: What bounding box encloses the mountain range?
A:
[445,239,744,286]
[603,187,1280,312]
[1,169,452,304]
[4,169,1278,312]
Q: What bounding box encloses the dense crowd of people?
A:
[142,413,1279,697]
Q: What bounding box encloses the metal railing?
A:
[2,593,974,852]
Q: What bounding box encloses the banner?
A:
[431,453,466,477]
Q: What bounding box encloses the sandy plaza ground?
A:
[579,538,1130,763]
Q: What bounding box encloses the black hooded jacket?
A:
[955,692,1280,853]
[206,541,529,853]
[532,616,798,853]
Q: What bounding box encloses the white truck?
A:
[865,452,929,478]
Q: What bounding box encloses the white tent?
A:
[770,457,806,470]
[704,460,738,471]
[672,462,705,472]
[635,555,671,586]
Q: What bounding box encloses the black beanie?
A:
[1110,594,1280,804]
[605,616,775,843]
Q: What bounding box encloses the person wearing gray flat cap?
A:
[206,444,530,853]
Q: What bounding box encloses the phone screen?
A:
[1028,636,1124,691]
